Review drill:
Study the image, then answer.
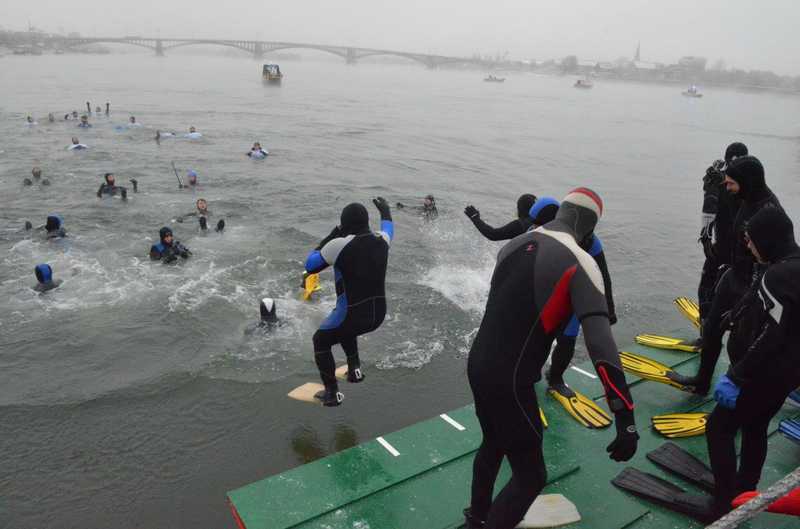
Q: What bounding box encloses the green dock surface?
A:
[227,332,800,529]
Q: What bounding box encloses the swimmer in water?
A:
[48,113,55,123]
[150,227,191,263]
[244,297,282,334]
[184,126,202,139]
[176,198,225,232]
[43,214,66,239]
[95,106,102,114]
[97,172,137,199]
[396,194,438,221]
[78,115,91,128]
[33,264,62,292]
[72,110,79,119]
[155,130,177,144]
[247,142,269,159]
[68,137,88,150]
[179,169,200,189]
[24,166,51,186]
[128,116,142,127]
[26,115,37,125]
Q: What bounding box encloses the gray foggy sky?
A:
[6,0,800,75]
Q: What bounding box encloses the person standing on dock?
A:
[702,206,800,520]
[304,198,394,406]
[464,188,638,529]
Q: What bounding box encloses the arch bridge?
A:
[50,37,490,69]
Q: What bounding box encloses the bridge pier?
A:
[345,48,357,65]
[155,39,164,56]
[253,42,264,60]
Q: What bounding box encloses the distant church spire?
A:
[634,42,641,62]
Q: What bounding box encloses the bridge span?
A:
[47,36,490,69]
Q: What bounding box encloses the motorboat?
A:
[484,75,505,83]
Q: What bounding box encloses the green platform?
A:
[227,331,800,529]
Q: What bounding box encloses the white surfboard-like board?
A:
[287,366,349,404]
[517,494,581,528]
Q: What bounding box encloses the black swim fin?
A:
[612,467,719,524]
[646,442,714,492]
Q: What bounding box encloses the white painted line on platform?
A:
[440,413,466,431]
[376,436,400,457]
[570,366,596,379]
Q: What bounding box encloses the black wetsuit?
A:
[698,168,740,319]
[467,217,635,529]
[467,194,536,241]
[97,183,128,199]
[150,239,190,263]
[706,207,800,510]
[305,206,394,394]
[696,157,782,390]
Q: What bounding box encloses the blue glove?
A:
[714,375,741,410]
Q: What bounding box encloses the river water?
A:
[1,52,799,529]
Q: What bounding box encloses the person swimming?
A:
[33,264,62,292]
[95,106,102,114]
[97,172,137,199]
[396,194,438,221]
[77,115,91,128]
[24,166,50,186]
[44,215,66,239]
[48,113,55,123]
[247,142,269,159]
[178,169,200,189]
[68,137,88,150]
[26,115,37,125]
[184,126,202,139]
[176,198,224,231]
[149,227,191,263]
[128,116,142,127]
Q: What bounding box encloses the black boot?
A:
[314,386,344,407]
[462,508,485,529]
[346,354,365,383]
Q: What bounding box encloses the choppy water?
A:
[1,52,799,529]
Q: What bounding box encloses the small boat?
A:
[682,86,703,98]
[574,78,594,89]
[262,64,283,84]
[484,75,505,83]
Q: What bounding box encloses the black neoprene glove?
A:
[316,226,343,250]
[130,178,138,192]
[607,411,639,462]
[464,205,480,219]
[373,196,392,221]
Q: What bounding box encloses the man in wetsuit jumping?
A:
[304,197,394,406]
[464,188,638,529]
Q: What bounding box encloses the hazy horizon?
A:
[4,0,800,75]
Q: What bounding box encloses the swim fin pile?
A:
[619,351,696,392]
[635,334,700,353]
[779,418,800,444]
[674,297,701,329]
[651,412,707,438]
[646,442,714,492]
[547,383,612,429]
[612,467,719,524]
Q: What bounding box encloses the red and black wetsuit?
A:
[466,191,636,529]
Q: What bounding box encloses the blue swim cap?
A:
[529,197,560,225]
[187,170,198,178]
[35,264,52,283]
[45,214,63,231]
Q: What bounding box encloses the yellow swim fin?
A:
[619,351,696,392]
[652,412,708,438]
[302,272,322,301]
[674,297,701,329]
[548,383,612,429]
[539,407,548,429]
[635,334,700,353]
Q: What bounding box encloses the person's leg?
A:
[312,328,342,405]
[694,270,740,392]
[469,437,504,523]
[340,335,364,382]
[698,256,719,321]
[484,445,547,529]
[706,404,740,508]
[546,331,577,387]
